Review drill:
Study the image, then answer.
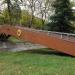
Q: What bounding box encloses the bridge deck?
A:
[0,25,75,56]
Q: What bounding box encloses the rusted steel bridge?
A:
[0,25,75,56]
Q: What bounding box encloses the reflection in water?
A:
[0,41,46,52]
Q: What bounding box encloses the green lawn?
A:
[0,49,75,75]
[8,37,24,43]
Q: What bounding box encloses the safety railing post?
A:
[60,34,63,39]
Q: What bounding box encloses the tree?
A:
[47,0,74,33]
[11,0,21,25]
[5,0,12,24]
[2,0,21,25]
[20,10,32,26]
[71,0,75,7]
[27,0,37,28]
[0,15,5,24]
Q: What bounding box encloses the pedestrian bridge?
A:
[0,25,75,56]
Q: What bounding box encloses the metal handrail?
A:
[15,25,75,37]
[1,25,74,42]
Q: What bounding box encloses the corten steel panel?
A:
[0,25,75,56]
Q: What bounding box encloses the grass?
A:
[8,37,25,43]
[0,49,75,75]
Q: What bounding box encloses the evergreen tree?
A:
[47,0,74,33]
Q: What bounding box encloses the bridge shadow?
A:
[24,48,74,57]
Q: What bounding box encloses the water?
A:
[0,41,46,52]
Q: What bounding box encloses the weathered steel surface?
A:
[0,25,75,56]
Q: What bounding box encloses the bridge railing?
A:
[37,29,75,42]
[12,26,75,42]
[0,25,75,42]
